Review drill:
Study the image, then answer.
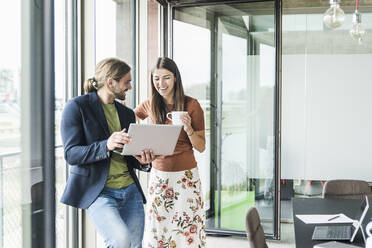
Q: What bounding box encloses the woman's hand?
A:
[106,128,131,151]
[134,149,157,164]
[180,113,194,136]
[180,113,206,152]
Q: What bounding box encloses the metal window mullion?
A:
[168,5,173,58]
[163,6,169,57]
[132,0,137,108]
[208,12,218,222]
[43,0,56,247]
[215,16,223,230]
[66,0,80,247]
[273,0,282,240]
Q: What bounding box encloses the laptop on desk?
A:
[312,195,369,243]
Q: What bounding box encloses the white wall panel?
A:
[282,54,372,181]
[281,54,306,179]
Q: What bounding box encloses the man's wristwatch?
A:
[142,163,152,172]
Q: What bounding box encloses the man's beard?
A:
[113,89,126,101]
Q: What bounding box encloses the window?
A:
[281,1,372,192]
[55,0,69,247]
[95,0,136,107]
[0,1,26,246]
[0,0,61,247]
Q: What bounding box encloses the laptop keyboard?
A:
[312,226,352,240]
[327,226,352,239]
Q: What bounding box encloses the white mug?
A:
[166,111,187,125]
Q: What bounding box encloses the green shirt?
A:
[101,102,134,189]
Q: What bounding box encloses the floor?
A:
[205,199,296,248]
[204,186,325,248]
[206,222,295,248]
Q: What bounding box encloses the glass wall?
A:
[173,1,277,235]
[0,0,63,247]
[281,0,372,219]
[0,1,32,247]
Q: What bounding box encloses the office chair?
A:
[322,179,372,200]
[245,207,268,248]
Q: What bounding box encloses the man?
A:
[60,58,155,248]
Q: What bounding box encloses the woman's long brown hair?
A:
[150,57,185,124]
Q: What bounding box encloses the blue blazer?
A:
[60,91,150,209]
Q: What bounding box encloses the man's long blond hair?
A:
[83,58,131,94]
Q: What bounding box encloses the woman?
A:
[60,58,156,248]
[135,57,206,247]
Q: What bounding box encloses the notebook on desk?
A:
[312,195,369,243]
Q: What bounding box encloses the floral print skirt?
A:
[144,167,206,248]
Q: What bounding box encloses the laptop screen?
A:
[350,195,369,242]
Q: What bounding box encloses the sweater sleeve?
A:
[134,100,150,120]
[189,99,205,132]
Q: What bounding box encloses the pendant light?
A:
[350,0,366,44]
[323,0,345,28]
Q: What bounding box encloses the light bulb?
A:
[350,11,366,44]
[323,0,345,28]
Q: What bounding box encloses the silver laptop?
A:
[113,124,182,156]
[312,195,369,242]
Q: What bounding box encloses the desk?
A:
[293,198,372,248]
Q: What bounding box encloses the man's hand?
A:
[134,149,157,164]
[106,128,131,151]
